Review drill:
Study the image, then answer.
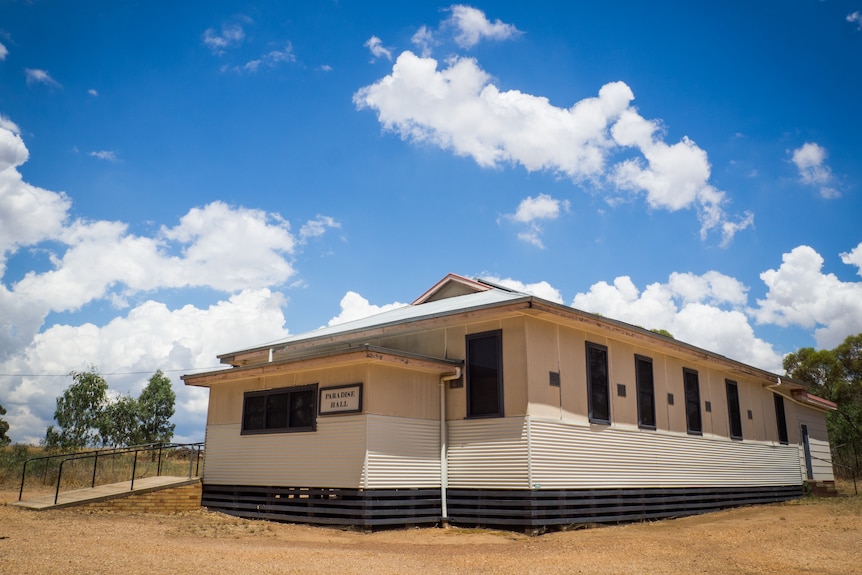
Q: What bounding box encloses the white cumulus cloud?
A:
[482,276,564,303]
[791,142,839,199]
[355,51,632,176]
[299,215,341,243]
[446,5,521,48]
[506,194,570,248]
[0,121,69,267]
[327,292,407,326]
[512,193,568,223]
[754,244,862,348]
[610,109,753,242]
[364,36,393,62]
[355,50,751,245]
[411,25,436,57]
[841,243,862,273]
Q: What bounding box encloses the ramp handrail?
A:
[18,442,204,504]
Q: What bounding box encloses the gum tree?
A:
[43,369,109,451]
[138,370,176,444]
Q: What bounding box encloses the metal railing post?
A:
[130,449,139,491]
[91,450,99,488]
[18,459,29,501]
[54,459,66,505]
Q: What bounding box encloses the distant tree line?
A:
[42,368,176,452]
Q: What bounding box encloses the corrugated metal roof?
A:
[202,275,811,394]
[219,287,530,360]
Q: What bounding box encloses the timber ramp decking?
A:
[11,476,201,511]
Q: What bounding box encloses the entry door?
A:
[801,424,814,480]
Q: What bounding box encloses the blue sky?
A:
[1,1,861,444]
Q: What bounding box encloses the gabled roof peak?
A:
[411,273,505,305]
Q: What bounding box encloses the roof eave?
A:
[218,296,533,366]
[184,344,463,388]
[790,389,838,412]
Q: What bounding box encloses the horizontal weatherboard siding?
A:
[364,415,441,489]
[207,415,805,491]
[204,414,443,489]
[447,418,530,488]
[446,417,802,491]
[528,418,801,488]
[203,417,367,488]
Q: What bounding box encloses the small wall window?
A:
[683,368,703,435]
[242,384,317,434]
[466,330,504,418]
[774,394,789,445]
[635,355,656,429]
[725,380,743,440]
[586,342,610,424]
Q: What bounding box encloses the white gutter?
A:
[439,367,461,524]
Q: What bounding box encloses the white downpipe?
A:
[439,368,461,523]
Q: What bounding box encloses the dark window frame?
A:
[725,379,743,440]
[466,330,504,418]
[586,341,611,425]
[683,368,703,435]
[635,355,656,430]
[774,394,789,445]
[241,384,318,435]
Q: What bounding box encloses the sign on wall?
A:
[318,383,363,415]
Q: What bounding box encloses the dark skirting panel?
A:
[446,485,803,528]
[202,483,802,530]
[201,484,441,527]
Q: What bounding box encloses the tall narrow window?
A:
[683,368,702,435]
[586,342,610,424]
[725,380,743,440]
[466,330,503,418]
[635,355,656,429]
[774,394,789,445]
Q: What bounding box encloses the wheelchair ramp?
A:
[13,476,200,511]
